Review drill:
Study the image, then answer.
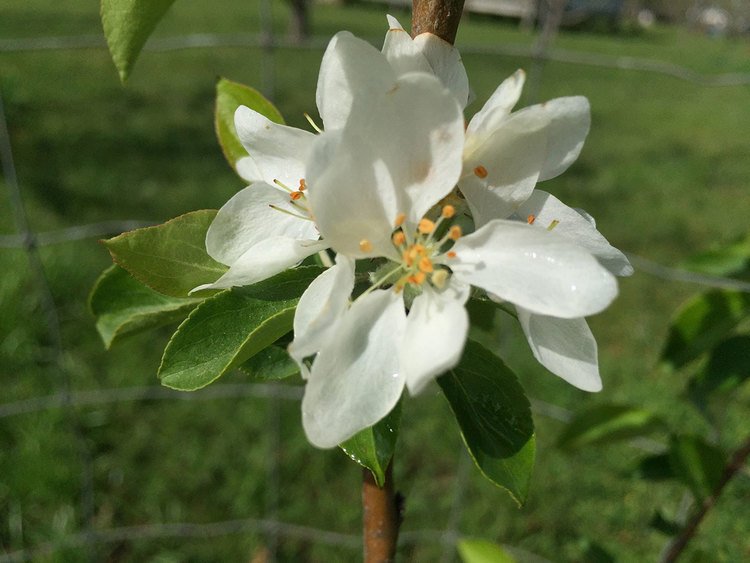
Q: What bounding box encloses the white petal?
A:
[302,290,406,448]
[308,74,464,255]
[401,280,470,395]
[517,307,602,392]
[413,33,470,108]
[235,156,263,184]
[530,96,591,182]
[382,17,433,78]
[461,108,549,224]
[194,236,327,292]
[517,191,633,276]
[451,219,618,318]
[466,69,526,138]
[316,31,396,130]
[289,255,355,366]
[234,106,314,187]
[205,183,318,265]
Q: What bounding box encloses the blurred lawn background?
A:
[1,0,749,560]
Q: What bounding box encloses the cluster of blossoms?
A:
[195,17,632,448]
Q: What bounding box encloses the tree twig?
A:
[661,434,750,562]
[411,0,466,44]
[363,463,401,562]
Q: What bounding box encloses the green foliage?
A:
[689,335,750,400]
[681,232,750,278]
[661,290,750,369]
[104,210,226,298]
[340,400,401,487]
[215,77,285,173]
[158,267,322,390]
[239,344,299,380]
[438,340,535,506]
[457,539,516,563]
[100,0,177,82]
[557,404,664,450]
[89,265,202,348]
[668,434,726,501]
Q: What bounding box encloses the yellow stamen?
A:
[449,225,462,240]
[547,220,560,231]
[474,165,488,179]
[527,214,536,224]
[394,213,406,227]
[418,218,436,234]
[402,249,413,267]
[407,272,426,285]
[359,239,373,252]
[418,257,434,273]
[442,205,456,218]
[392,231,406,246]
[431,269,449,288]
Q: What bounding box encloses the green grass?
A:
[1,0,750,561]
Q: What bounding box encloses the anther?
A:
[442,205,456,218]
[418,218,436,234]
[298,178,307,191]
[408,272,426,285]
[473,165,488,179]
[290,191,303,201]
[359,239,373,252]
[447,251,457,259]
[527,214,536,224]
[418,257,434,273]
[448,225,462,240]
[394,213,406,227]
[431,269,449,288]
[547,219,560,231]
[392,231,406,246]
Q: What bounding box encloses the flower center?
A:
[269,178,313,221]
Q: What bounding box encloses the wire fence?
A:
[2,5,749,562]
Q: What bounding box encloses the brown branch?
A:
[362,463,401,562]
[411,0,466,44]
[661,434,750,563]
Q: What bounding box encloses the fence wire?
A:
[1,9,749,562]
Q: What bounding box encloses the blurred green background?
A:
[1,0,749,560]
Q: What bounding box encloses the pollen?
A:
[448,225,462,240]
[392,231,406,246]
[447,251,457,259]
[442,205,456,218]
[359,239,373,252]
[418,218,436,234]
[394,213,406,227]
[407,272,426,285]
[473,165,488,179]
[418,256,434,273]
[290,191,303,201]
[527,214,536,224]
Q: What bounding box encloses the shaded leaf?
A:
[340,400,402,487]
[239,344,299,381]
[579,540,616,563]
[668,434,725,501]
[89,265,202,348]
[215,77,284,172]
[634,453,674,482]
[457,539,516,563]
[681,233,750,278]
[649,509,682,536]
[104,210,226,298]
[661,290,750,369]
[158,267,322,391]
[439,340,535,506]
[557,404,664,450]
[101,0,177,82]
[689,335,750,401]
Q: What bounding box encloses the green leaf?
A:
[661,290,750,369]
[89,265,202,348]
[340,400,402,487]
[681,233,750,278]
[649,510,682,536]
[689,335,750,400]
[438,340,535,506]
[104,210,226,298]
[634,453,675,482]
[668,434,725,501]
[215,77,285,172]
[239,344,299,381]
[457,539,516,563]
[158,267,322,391]
[557,404,665,450]
[101,0,177,82]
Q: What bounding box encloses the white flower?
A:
[195,30,421,292]
[293,72,619,447]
